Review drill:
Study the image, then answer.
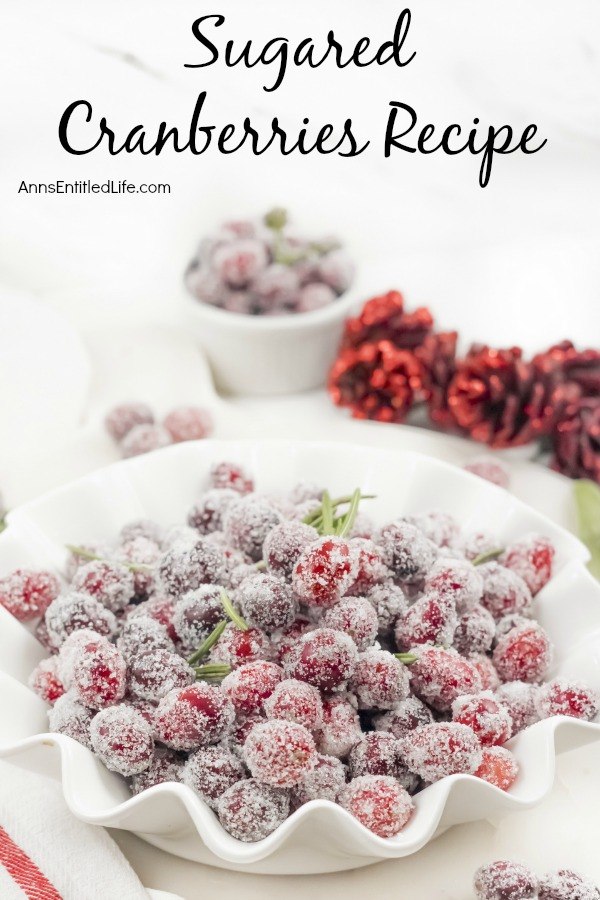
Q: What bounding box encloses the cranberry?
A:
[71,560,134,613]
[209,461,254,494]
[264,678,323,731]
[243,720,317,788]
[119,518,163,545]
[373,695,434,739]
[495,681,540,735]
[473,860,538,900]
[213,238,268,287]
[128,649,195,702]
[71,636,127,709]
[172,586,224,652]
[35,617,58,653]
[347,539,389,595]
[56,628,100,687]
[117,615,174,663]
[400,722,483,782]
[292,537,357,608]
[163,406,213,443]
[154,683,235,751]
[28,657,65,704]
[377,522,436,581]
[350,649,410,710]
[272,616,315,666]
[535,678,600,722]
[454,605,496,655]
[284,627,357,692]
[0,569,60,621]
[104,402,154,441]
[493,622,553,683]
[187,489,237,535]
[538,870,600,900]
[121,424,173,457]
[217,778,290,842]
[315,695,362,759]
[45,592,118,647]
[475,746,519,792]
[338,775,414,837]
[117,536,160,596]
[90,705,154,776]
[183,745,246,809]
[221,660,283,715]
[424,558,484,613]
[501,535,555,595]
[494,614,532,644]
[237,573,297,633]
[409,645,483,712]
[460,531,501,562]
[131,593,177,642]
[322,597,378,651]
[158,539,227,596]
[394,591,457,650]
[131,747,184,794]
[210,623,271,669]
[291,753,346,806]
[65,542,112,581]
[452,692,513,746]
[403,511,460,548]
[224,496,282,561]
[48,691,94,749]
[470,655,500,692]
[348,731,405,779]
[225,714,265,759]
[479,562,533,620]
[263,520,319,580]
[366,582,408,633]
[464,456,510,489]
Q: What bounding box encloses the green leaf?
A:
[221,589,249,631]
[574,479,600,580]
[472,547,505,566]
[337,488,362,538]
[321,491,335,535]
[394,652,418,665]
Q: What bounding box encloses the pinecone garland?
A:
[552,397,600,483]
[342,290,434,349]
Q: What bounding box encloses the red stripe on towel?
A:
[0,826,62,899]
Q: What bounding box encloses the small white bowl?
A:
[182,285,363,396]
[0,440,599,874]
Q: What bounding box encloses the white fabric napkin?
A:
[0,761,150,900]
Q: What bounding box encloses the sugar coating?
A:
[284,627,358,692]
[409,646,483,712]
[401,723,482,782]
[263,520,319,580]
[209,461,254,495]
[403,510,460,548]
[158,539,228,597]
[350,649,411,710]
[183,745,246,809]
[223,714,265,760]
[263,678,323,730]
[210,624,271,669]
[90,705,154,776]
[373,695,434,739]
[131,747,184,795]
[222,661,284,715]
[493,622,553,684]
[244,720,317,788]
[424,557,484,613]
[315,695,362,759]
[187,489,238,536]
[128,649,195,701]
[71,560,134,613]
[291,753,346,806]
[366,582,408,633]
[346,539,389,596]
[538,869,600,900]
[117,615,174,663]
[129,593,177,642]
[475,746,519,791]
[501,534,555,596]
[237,573,297,633]
[35,617,59,652]
[223,496,282,561]
[117,536,161,596]
[172,585,224,651]
[45,591,118,647]
[28,656,65,705]
[452,691,513,746]
[154,683,235,750]
[473,860,539,900]
[470,654,501,692]
[464,457,510,489]
[272,617,316,666]
[454,605,496,655]
[161,524,200,552]
[322,597,379,651]
[217,778,290,842]
[535,677,600,722]
[71,636,127,709]
[292,537,358,608]
[0,568,61,621]
[460,531,501,562]
[348,731,404,780]
[338,775,414,838]
[119,518,164,546]
[479,562,533,620]
[121,424,172,458]
[395,592,458,651]
[163,406,213,443]
[57,628,102,687]
[104,402,154,441]
[495,681,540,735]
[48,691,95,749]
[377,522,437,581]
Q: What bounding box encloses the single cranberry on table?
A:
[464,456,510,489]
[183,745,246,810]
[538,869,600,899]
[473,860,539,900]
[104,402,154,442]
[243,719,317,788]
[221,660,284,715]
[154,683,235,751]
[0,568,61,621]
[217,778,290,842]
[90,705,154,777]
[338,775,414,838]
[163,406,213,443]
[121,424,173,458]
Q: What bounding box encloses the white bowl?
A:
[1,440,599,875]
[182,287,362,396]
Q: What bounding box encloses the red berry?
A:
[28,657,65,704]
[377,522,436,581]
[350,649,410,710]
[35,617,58,653]
[454,604,496,655]
[264,678,323,731]
[158,539,228,596]
[209,461,254,494]
[163,406,213,443]
[409,646,483,712]
[217,778,290,842]
[244,720,317,788]
[493,622,553,684]
[0,569,60,621]
[479,562,532,620]
[366,582,408,634]
[117,536,161,596]
[348,731,405,780]
[187,489,238,535]
[71,636,127,709]
[172,586,224,652]
[403,511,460,548]
[400,722,482,782]
[474,860,538,900]
[284,627,357,692]
[475,746,519,791]
[347,539,389,595]
[183,745,246,809]
[221,660,283,715]
[501,535,555,595]
[394,591,457,650]
[460,531,501,562]
[71,560,134,613]
[90,705,154,776]
[495,681,540,735]
[48,691,94,748]
[292,537,357,609]
[316,695,362,758]
[224,496,282,561]
[535,678,600,722]
[128,649,195,702]
[424,558,483,613]
[470,654,501,692]
[121,423,172,457]
[263,520,319,580]
[154,683,235,750]
[131,593,177,642]
[45,592,118,647]
[119,518,163,545]
[225,714,265,759]
[291,753,346,806]
[464,457,510,489]
[338,775,413,837]
[210,623,271,669]
[104,402,154,441]
[131,747,184,795]
[452,692,513,746]
[538,870,600,900]
[237,573,297,633]
[272,616,315,666]
[373,695,434,739]
[322,597,378,651]
[117,615,174,663]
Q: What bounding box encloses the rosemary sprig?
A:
[221,589,248,631]
[187,620,228,667]
[394,652,418,665]
[194,663,231,682]
[65,543,152,574]
[303,492,376,535]
[336,488,362,538]
[321,491,335,535]
[472,547,504,566]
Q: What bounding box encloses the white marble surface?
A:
[1,1,600,896]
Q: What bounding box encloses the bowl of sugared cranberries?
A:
[0,439,599,874]
[183,209,362,395]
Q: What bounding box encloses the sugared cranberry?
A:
[272,616,315,666]
[493,622,553,684]
[244,720,317,788]
[291,753,346,806]
[172,586,224,652]
[322,597,378,651]
[28,657,65,704]
[366,582,408,634]
[292,537,357,609]
[225,714,265,759]
[377,522,436,581]
[350,649,410,710]
[464,457,510,489]
[217,778,290,842]
[35,617,58,652]
[45,592,118,647]
[209,461,254,495]
[347,539,389,595]
[158,539,227,596]
[338,775,414,837]
[473,860,538,900]
[501,535,555,595]
[128,649,195,702]
[237,573,297,633]
[315,695,362,758]
[409,646,482,712]
[394,591,457,650]
[348,731,405,779]
[373,695,434,739]
[210,624,271,669]
[454,604,496,655]
[263,520,319,580]
[119,518,163,545]
[479,562,533,620]
[131,747,183,794]
[71,636,127,709]
[284,627,357,692]
[0,569,60,621]
[163,406,213,443]
[48,691,94,748]
[90,705,154,776]
[424,558,483,613]
[104,402,154,441]
[452,692,513,746]
[154,683,235,750]
[535,678,600,722]
[470,654,501,691]
[117,536,160,596]
[223,496,282,562]
[460,531,501,562]
[187,489,237,535]
[264,678,323,731]
[475,746,519,791]
[183,745,246,809]
[121,423,172,457]
[538,869,600,900]
[71,560,134,613]
[117,615,174,663]
[221,660,283,715]
[495,681,540,735]
[131,593,177,642]
[400,722,482,782]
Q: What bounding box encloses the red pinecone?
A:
[552,397,600,483]
[341,291,434,349]
[533,340,600,397]
[416,331,459,428]
[328,340,425,423]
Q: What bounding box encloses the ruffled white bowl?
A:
[1,440,599,875]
